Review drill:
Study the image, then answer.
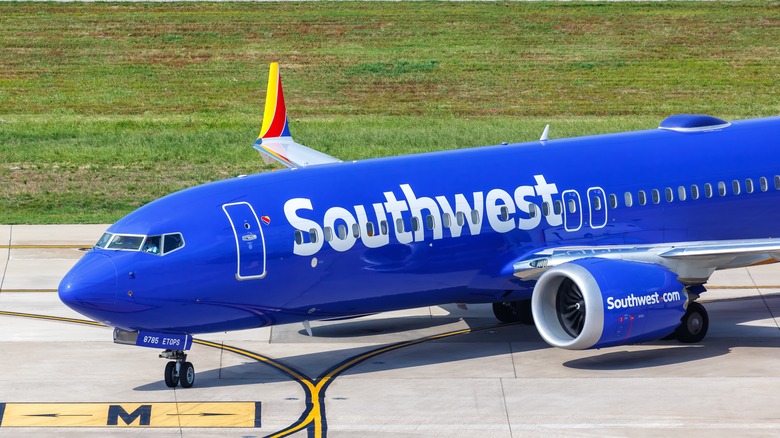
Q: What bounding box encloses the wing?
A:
[253,62,341,169]
[512,238,780,284]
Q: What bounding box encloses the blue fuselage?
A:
[59,116,780,333]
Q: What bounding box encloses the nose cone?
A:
[59,252,118,316]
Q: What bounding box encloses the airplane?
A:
[59,62,780,388]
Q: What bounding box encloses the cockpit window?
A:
[143,236,161,255]
[106,234,145,250]
[163,233,185,254]
[94,232,184,255]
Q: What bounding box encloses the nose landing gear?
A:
[161,349,195,388]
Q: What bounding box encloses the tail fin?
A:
[253,63,340,168]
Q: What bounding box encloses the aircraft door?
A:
[222,202,267,280]
[587,187,608,229]
[562,190,582,232]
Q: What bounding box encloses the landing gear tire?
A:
[675,302,709,343]
[164,361,179,388]
[493,300,534,325]
[180,362,195,388]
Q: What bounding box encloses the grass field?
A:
[1,2,779,224]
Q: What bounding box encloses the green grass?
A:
[1,2,779,223]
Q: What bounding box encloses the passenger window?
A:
[411,217,420,232]
[745,179,754,194]
[554,200,563,215]
[775,175,780,190]
[500,206,510,221]
[718,181,727,196]
[456,212,466,227]
[324,227,333,242]
[678,186,686,201]
[704,183,713,198]
[592,196,602,211]
[567,199,576,213]
[309,228,319,244]
[732,180,741,195]
[652,189,660,204]
[691,185,699,200]
[624,192,633,207]
[638,190,647,206]
[665,187,673,202]
[380,220,389,235]
[471,209,480,224]
[760,177,769,192]
[294,230,303,245]
[142,235,161,255]
[426,215,435,230]
[609,194,617,209]
[442,213,452,228]
[541,202,550,216]
[529,204,538,218]
[352,223,360,238]
[395,218,405,233]
[337,224,347,240]
[366,222,376,237]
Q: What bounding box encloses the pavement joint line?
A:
[0,245,91,249]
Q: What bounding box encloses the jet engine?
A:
[531,258,688,350]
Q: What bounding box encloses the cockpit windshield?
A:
[95,232,185,255]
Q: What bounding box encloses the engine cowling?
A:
[531,258,688,350]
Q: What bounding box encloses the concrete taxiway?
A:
[1,224,780,437]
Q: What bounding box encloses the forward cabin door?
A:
[223,202,267,280]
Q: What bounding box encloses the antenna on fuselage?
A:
[539,124,550,144]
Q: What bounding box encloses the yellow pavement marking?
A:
[0,402,260,428]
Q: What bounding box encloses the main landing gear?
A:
[161,349,195,388]
[492,300,535,325]
[672,301,710,343]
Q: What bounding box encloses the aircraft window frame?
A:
[760,177,769,192]
[775,175,780,190]
[426,214,435,230]
[704,183,713,198]
[106,234,145,251]
[541,202,550,216]
[638,190,647,206]
[500,206,510,221]
[745,178,754,194]
[396,218,405,233]
[294,230,304,245]
[732,180,741,195]
[609,194,617,209]
[324,227,334,242]
[337,224,348,240]
[624,192,633,207]
[691,184,700,200]
[678,186,686,201]
[567,199,576,214]
[352,223,361,238]
[529,203,538,218]
[456,212,466,227]
[162,233,185,255]
[665,187,674,203]
[442,213,452,229]
[718,181,727,197]
[554,200,563,215]
[651,189,660,204]
[411,217,420,232]
[592,196,602,211]
[309,228,319,244]
[142,235,161,255]
[95,232,113,249]
[380,220,389,235]
[470,209,480,224]
[366,221,376,237]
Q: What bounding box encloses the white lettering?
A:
[284,198,324,256]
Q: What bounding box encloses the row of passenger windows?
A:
[293,175,779,244]
[530,175,780,217]
[294,210,482,245]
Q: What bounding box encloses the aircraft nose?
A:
[58,252,118,312]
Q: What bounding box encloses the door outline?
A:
[587,187,608,229]
[562,190,582,232]
[223,202,267,280]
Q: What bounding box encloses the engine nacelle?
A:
[532,258,688,350]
